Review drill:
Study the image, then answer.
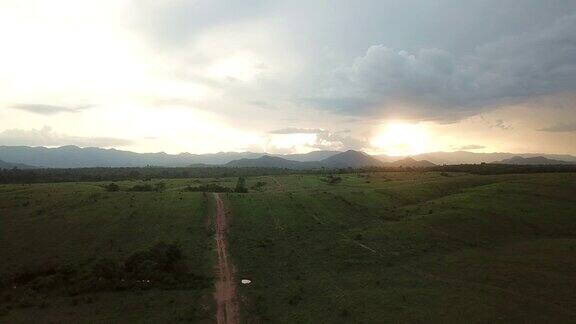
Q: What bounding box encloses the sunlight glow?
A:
[370,122,430,156]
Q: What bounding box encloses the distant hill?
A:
[0,159,35,169]
[387,157,436,168]
[225,155,320,169]
[226,150,383,169]
[0,145,264,168]
[376,151,576,165]
[496,156,575,165]
[320,150,383,168]
[281,150,340,162]
[0,145,341,168]
[1,145,575,168]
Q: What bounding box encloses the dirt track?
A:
[213,193,239,324]
[269,176,285,191]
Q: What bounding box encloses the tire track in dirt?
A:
[213,193,239,324]
[269,176,285,192]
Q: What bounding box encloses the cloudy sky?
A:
[1,0,576,155]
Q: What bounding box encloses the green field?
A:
[1,172,576,323]
[0,179,223,322]
[228,172,576,323]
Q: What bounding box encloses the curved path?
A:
[213,193,239,324]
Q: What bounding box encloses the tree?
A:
[235,177,248,193]
[154,182,166,192]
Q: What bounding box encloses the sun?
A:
[370,122,429,156]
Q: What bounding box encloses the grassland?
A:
[0,178,235,322]
[1,172,575,323]
[227,172,576,323]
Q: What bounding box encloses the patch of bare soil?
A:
[213,193,239,324]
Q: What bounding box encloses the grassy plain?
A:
[1,172,575,323]
[228,172,576,323]
[0,179,229,322]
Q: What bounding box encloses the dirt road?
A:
[213,193,239,324]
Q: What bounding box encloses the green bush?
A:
[322,175,342,185]
[104,183,120,192]
[186,184,231,193]
[251,181,267,191]
[129,184,153,191]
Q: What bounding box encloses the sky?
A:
[1,0,576,156]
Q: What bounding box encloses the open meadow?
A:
[229,172,576,323]
[0,179,223,322]
[1,171,575,323]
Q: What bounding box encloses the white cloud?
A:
[269,128,324,134]
[0,126,132,147]
[267,128,368,152]
[10,104,91,115]
[456,144,485,151]
[538,123,576,133]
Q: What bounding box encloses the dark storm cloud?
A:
[134,1,576,122]
[136,0,576,55]
[312,13,576,119]
[538,123,576,133]
[10,104,91,115]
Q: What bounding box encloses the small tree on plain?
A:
[235,177,248,193]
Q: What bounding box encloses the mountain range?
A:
[226,150,387,169]
[399,151,576,165]
[226,155,320,169]
[0,145,574,169]
[0,159,35,169]
[496,156,576,165]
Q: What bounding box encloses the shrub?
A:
[129,184,153,192]
[104,183,120,192]
[91,259,123,280]
[153,182,166,192]
[251,181,267,191]
[186,184,231,193]
[3,242,209,302]
[322,175,342,185]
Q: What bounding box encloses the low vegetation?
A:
[2,242,209,298]
[2,164,576,184]
[129,182,166,192]
[186,183,232,192]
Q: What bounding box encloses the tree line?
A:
[1,164,575,184]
